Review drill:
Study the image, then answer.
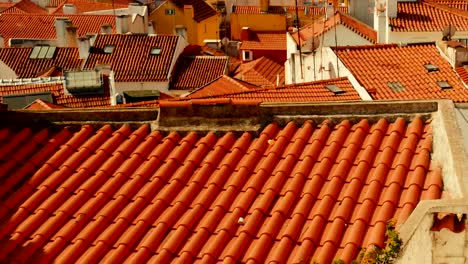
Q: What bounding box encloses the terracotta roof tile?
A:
[83,34,180,82]
[292,11,377,44]
[390,0,468,32]
[456,66,468,85]
[234,56,285,88]
[335,43,468,102]
[0,82,110,107]
[171,0,218,22]
[24,99,65,110]
[0,47,82,78]
[170,56,228,90]
[188,75,260,98]
[1,0,48,14]
[189,77,362,102]
[240,31,287,51]
[0,112,441,263]
[0,13,116,47]
[233,5,348,15]
[52,0,128,14]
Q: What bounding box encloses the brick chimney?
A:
[78,36,90,59]
[240,27,251,41]
[101,24,112,34]
[55,18,73,47]
[66,26,78,47]
[63,3,76,14]
[260,0,269,13]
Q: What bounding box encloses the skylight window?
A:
[387,81,405,92]
[150,47,162,55]
[325,84,345,94]
[437,81,452,89]
[424,64,439,72]
[103,45,115,54]
[29,46,56,59]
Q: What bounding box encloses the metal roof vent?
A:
[387,81,405,92]
[424,64,439,72]
[437,81,452,89]
[325,84,345,94]
[64,70,103,95]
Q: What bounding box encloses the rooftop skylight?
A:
[437,81,452,89]
[387,81,405,92]
[325,84,345,94]
[150,47,162,55]
[424,64,439,72]
[103,45,115,54]
[29,46,56,59]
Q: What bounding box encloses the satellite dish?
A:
[442,25,457,41]
[301,36,320,54]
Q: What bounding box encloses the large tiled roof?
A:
[83,34,180,82]
[1,0,48,14]
[292,11,377,44]
[0,13,116,47]
[0,47,82,78]
[188,75,260,99]
[240,31,287,51]
[171,0,218,22]
[233,5,348,15]
[390,0,468,32]
[170,56,228,90]
[334,44,468,102]
[234,56,285,88]
[52,0,128,14]
[190,77,362,102]
[0,104,442,263]
[456,66,468,85]
[0,82,111,107]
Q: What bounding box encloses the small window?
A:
[242,50,253,61]
[165,9,175,15]
[424,64,439,72]
[103,45,115,54]
[325,84,345,94]
[437,81,452,89]
[150,47,162,55]
[387,81,405,92]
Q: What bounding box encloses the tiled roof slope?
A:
[234,56,285,88]
[188,75,260,98]
[390,0,468,32]
[83,34,179,82]
[0,82,110,107]
[170,56,228,90]
[292,11,377,44]
[456,66,468,85]
[0,47,82,78]
[172,0,218,22]
[1,0,48,14]
[190,77,361,102]
[233,5,348,15]
[429,0,468,10]
[0,14,116,47]
[240,31,286,51]
[335,44,468,102]
[52,0,128,14]
[0,111,442,263]
[24,99,65,110]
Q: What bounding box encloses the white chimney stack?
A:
[78,36,90,59]
[66,26,78,47]
[0,35,4,48]
[387,0,397,18]
[116,15,129,34]
[374,0,388,43]
[63,3,76,14]
[55,18,72,47]
[325,3,335,20]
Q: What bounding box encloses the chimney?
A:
[55,18,72,47]
[101,23,112,34]
[387,0,397,18]
[78,36,90,59]
[116,15,129,34]
[374,0,387,43]
[260,0,269,13]
[63,3,76,14]
[148,22,155,34]
[325,3,334,19]
[240,27,251,41]
[0,35,4,48]
[436,40,468,67]
[66,26,78,47]
[184,5,194,19]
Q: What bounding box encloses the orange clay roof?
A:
[0,111,442,263]
[170,56,228,90]
[24,98,65,110]
[52,0,128,14]
[171,0,218,22]
[83,34,179,82]
[187,75,260,98]
[240,31,287,51]
[456,66,468,85]
[189,77,362,102]
[292,11,377,44]
[335,44,468,102]
[233,5,348,15]
[0,13,116,47]
[234,56,285,88]
[0,82,111,107]
[1,0,48,14]
[0,47,83,78]
[390,0,468,32]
